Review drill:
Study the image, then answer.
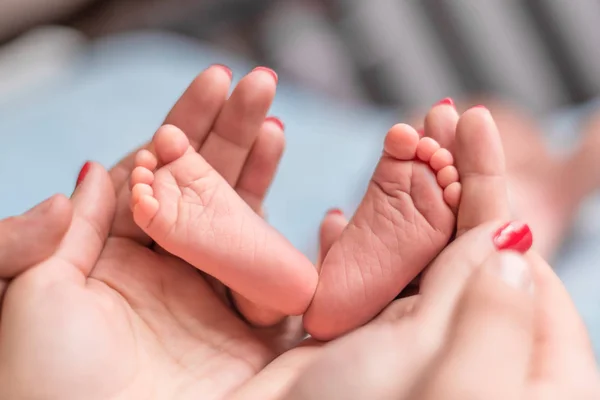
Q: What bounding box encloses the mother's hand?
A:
[281,107,600,400]
[287,222,600,399]
[0,66,312,400]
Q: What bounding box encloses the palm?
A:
[1,234,293,399]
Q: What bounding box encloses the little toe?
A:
[444,182,462,211]
[437,165,459,188]
[416,137,441,162]
[430,148,454,171]
[153,125,192,166]
[133,195,160,229]
[130,166,154,190]
[383,124,420,160]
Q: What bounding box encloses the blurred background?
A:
[3,0,600,111]
[1,0,600,359]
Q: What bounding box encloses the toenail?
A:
[253,66,278,83]
[327,208,344,216]
[436,97,455,108]
[75,161,91,187]
[265,116,285,131]
[492,221,533,253]
[213,64,233,79]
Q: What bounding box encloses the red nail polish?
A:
[493,222,533,253]
[265,116,285,130]
[327,208,344,216]
[436,97,455,108]
[76,162,91,187]
[472,104,487,110]
[213,64,233,79]
[417,127,425,136]
[253,66,278,83]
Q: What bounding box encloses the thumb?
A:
[0,194,72,278]
[420,251,534,400]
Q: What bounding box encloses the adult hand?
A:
[0,194,72,300]
[286,223,600,399]
[0,66,312,400]
[281,107,600,400]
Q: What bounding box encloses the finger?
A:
[527,252,599,383]
[423,97,459,151]
[419,252,534,400]
[317,209,347,268]
[419,221,533,335]
[163,64,233,150]
[111,65,232,242]
[200,67,278,185]
[455,106,510,236]
[235,117,286,215]
[54,162,116,278]
[0,194,72,278]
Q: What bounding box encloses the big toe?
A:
[455,106,510,235]
[153,124,191,165]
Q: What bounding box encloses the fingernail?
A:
[471,104,487,110]
[76,162,91,187]
[493,221,533,253]
[265,116,285,130]
[253,66,278,83]
[490,252,533,291]
[417,127,425,136]
[213,64,233,79]
[436,97,455,108]
[327,208,344,216]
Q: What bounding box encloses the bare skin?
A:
[304,101,462,341]
[129,124,317,317]
[412,99,600,260]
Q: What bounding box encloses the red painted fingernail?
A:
[76,162,91,187]
[213,64,233,79]
[417,127,425,136]
[472,104,487,110]
[436,97,455,108]
[253,66,278,83]
[493,221,533,253]
[327,208,344,216]
[265,116,285,130]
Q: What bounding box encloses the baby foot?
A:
[304,123,461,340]
[130,124,317,316]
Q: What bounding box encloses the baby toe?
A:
[383,124,420,160]
[153,125,191,165]
[416,137,441,162]
[430,148,454,171]
[437,165,459,188]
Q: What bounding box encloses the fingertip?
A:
[265,116,285,131]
